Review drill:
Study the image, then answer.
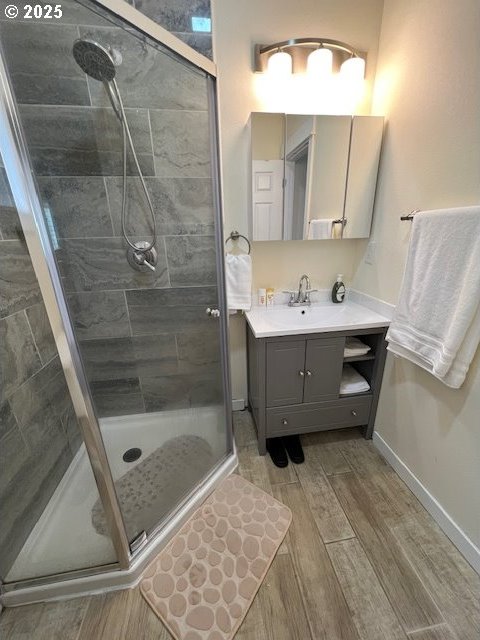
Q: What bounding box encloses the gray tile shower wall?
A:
[131,0,212,58]
[80,25,209,110]
[0,165,82,578]
[0,0,212,60]
[0,22,91,106]
[20,104,155,176]
[0,0,218,421]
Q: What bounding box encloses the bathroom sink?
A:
[245,301,390,338]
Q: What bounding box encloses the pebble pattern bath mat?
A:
[140,474,292,640]
[92,435,214,540]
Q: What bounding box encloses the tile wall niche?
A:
[0,159,82,577]
[0,0,221,420]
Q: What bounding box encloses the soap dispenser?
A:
[331,274,346,303]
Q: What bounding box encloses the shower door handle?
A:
[206,307,220,318]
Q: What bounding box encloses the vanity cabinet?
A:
[247,326,388,455]
[266,337,344,406]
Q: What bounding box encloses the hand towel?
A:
[344,337,371,358]
[386,206,480,388]
[308,219,334,239]
[225,253,252,311]
[340,365,371,395]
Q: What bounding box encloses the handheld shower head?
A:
[73,38,123,118]
[72,38,119,82]
[72,37,157,267]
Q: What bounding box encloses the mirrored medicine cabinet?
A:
[250,112,384,241]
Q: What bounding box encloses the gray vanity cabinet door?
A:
[303,337,345,403]
[266,340,306,407]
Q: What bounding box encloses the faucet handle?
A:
[133,250,156,272]
[304,288,318,304]
[142,258,156,272]
[282,290,297,304]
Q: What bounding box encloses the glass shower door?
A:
[0,0,232,563]
[0,153,118,583]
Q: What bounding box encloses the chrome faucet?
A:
[298,274,310,304]
[284,274,318,306]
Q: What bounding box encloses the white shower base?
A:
[6,406,227,583]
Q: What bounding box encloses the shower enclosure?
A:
[0,0,234,604]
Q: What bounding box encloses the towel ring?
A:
[225,231,251,255]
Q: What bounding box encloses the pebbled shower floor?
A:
[6,406,226,583]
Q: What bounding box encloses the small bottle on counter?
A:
[331,274,346,304]
[258,288,266,306]
[266,287,275,306]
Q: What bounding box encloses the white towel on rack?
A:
[225,254,252,311]
[386,205,480,388]
[308,219,334,239]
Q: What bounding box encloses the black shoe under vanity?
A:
[282,435,305,464]
[266,438,289,468]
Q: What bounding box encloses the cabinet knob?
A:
[282,419,288,425]
[306,370,312,377]
[351,410,358,417]
[298,370,304,377]
[206,307,220,318]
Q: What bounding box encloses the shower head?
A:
[72,38,119,82]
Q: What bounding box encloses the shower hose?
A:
[110,78,157,267]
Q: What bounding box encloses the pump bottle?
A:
[331,274,346,303]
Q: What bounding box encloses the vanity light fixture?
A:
[307,46,333,78]
[340,55,366,82]
[254,38,366,82]
[267,49,293,76]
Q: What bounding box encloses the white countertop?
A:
[245,300,391,338]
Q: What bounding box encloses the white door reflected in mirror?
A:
[252,160,284,240]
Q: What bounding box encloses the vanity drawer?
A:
[266,396,372,437]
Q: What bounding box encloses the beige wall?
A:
[352,0,480,546]
[212,0,384,401]
[251,113,284,160]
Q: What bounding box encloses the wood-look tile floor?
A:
[2,411,480,640]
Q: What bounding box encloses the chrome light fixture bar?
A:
[254,37,366,75]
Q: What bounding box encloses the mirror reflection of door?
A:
[284,154,308,240]
[251,113,285,240]
[252,160,284,240]
[284,115,314,240]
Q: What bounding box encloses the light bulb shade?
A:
[267,51,292,76]
[307,47,333,77]
[340,56,366,82]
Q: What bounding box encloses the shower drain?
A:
[123,448,142,463]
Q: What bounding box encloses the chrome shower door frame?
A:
[0,0,235,600]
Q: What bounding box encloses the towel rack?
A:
[308,218,346,226]
[225,231,251,255]
[400,209,420,221]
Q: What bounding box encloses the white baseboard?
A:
[232,398,246,411]
[373,433,480,575]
